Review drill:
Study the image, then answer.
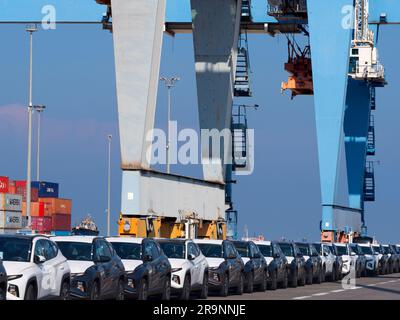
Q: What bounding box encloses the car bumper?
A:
[171,269,187,291]
[342,261,350,274]
[69,276,92,300]
[208,269,224,290]
[6,278,26,300]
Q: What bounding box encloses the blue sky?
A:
[0,8,399,242]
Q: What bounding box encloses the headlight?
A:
[127,278,135,288]
[71,273,85,277]
[7,274,23,281]
[8,284,19,297]
[172,275,180,284]
[171,268,182,273]
[76,281,85,292]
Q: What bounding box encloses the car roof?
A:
[106,237,143,244]
[333,243,347,246]
[52,236,98,243]
[0,234,44,241]
[253,240,271,245]
[155,238,189,244]
[358,243,371,247]
[193,239,224,245]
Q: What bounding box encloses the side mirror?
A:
[96,255,111,263]
[188,253,196,261]
[143,254,153,262]
[34,255,46,264]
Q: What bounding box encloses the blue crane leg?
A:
[307,0,353,234]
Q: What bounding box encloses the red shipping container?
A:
[8,185,16,194]
[31,216,52,232]
[15,186,38,202]
[22,202,44,217]
[15,180,26,188]
[39,198,72,215]
[51,214,71,231]
[0,177,9,193]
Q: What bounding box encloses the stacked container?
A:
[0,178,23,233]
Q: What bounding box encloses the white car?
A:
[359,243,378,275]
[106,237,144,272]
[314,243,337,281]
[334,243,353,275]
[156,239,209,300]
[0,234,70,300]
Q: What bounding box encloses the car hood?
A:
[168,259,187,269]
[3,261,34,276]
[264,257,273,265]
[303,255,310,262]
[206,257,225,268]
[365,254,374,261]
[286,256,295,264]
[122,259,143,272]
[68,260,95,275]
[241,257,250,265]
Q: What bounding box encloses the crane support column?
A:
[344,79,371,222]
[190,0,242,183]
[307,0,356,242]
[111,0,166,170]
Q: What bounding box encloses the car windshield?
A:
[257,244,272,257]
[111,242,141,260]
[56,241,93,261]
[383,246,390,255]
[233,242,249,258]
[372,246,381,254]
[296,244,310,256]
[159,242,185,259]
[360,246,373,255]
[197,244,223,258]
[0,237,32,262]
[350,245,360,255]
[314,244,322,254]
[278,243,294,257]
[335,245,348,256]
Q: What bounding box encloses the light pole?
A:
[26,24,38,226]
[107,134,112,237]
[34,105,46,181]
[160,76,180,174]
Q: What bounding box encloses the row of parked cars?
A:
[0,234,399,300]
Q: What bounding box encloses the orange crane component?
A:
[281,41,313,99]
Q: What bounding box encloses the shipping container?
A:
[0,177,9,193]
[51,214,71,231]
[22,202,45,217]
[39,198,71,215]
[0,229,18,235]
[14,180,26,188]
[15,185,38,202]
[0,193,23,212]
[31,216,52,233]
[31,181,59,198]
[0,211,23,229]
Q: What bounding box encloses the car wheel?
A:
[138,278,148,300]
[90,281,100,300]
[116,279,125,300]
[179,275,191,300]
[161,277,171,301]
[235,273,244,295]
[245,272,254,293]
[331,266,337,282]
[219,273,229,297]
[267,270,277,291]
[280,269,288,289]
[59,280,70,300]
[199,273,208,299]
[298,268,306,286]
[306,268,313,285]
[0,287,6,301]
[290,269,298,288]
[24,283,37,300]
[259,270,268,292]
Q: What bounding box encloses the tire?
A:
[179,275,191,300]
[331,266,337,282]
[314,267,322,284]
[267,270,277,291]
[138,278,148,301]
[306,268,313,285]
[219,273,229,297]
[245,272,254,293]
[24,283,37,300]
[235,273,244,295]
[290,269,298,288]
[259,270,268,292]
[280,269,288,289]
[161,277,171,301]
[59,280,70,300]
[90,281,100,300]
[116,279,125,300]
[322,266,326,282]
[298,268,306,286]
[198,273,208,299]
[0,287,6,301]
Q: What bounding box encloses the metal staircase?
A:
[231,105,251,170]
[364,161,375,202]
[241,0,252,22]
[367,115,375,156]
[370,87,376,110]
[234,32,252,97]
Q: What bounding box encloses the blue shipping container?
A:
[31,181,59,198]
[51,230,71,236]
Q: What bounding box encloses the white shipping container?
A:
[0,193,23,211]
[0,211,23,229]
